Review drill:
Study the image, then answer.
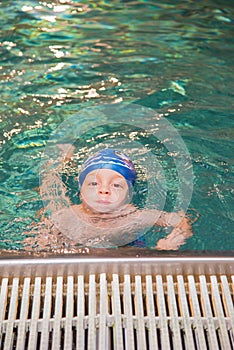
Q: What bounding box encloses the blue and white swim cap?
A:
[79,148,136,187]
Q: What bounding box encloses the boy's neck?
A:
[79,203,135,217]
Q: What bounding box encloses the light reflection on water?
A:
[0,0,233,251]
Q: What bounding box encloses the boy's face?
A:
[80,169,129,213]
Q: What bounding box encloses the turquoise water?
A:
[0,0,233,251]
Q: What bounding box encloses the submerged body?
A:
[51,202,192,249]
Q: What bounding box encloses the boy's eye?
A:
[89,182,98,186]
[113,183,122,188]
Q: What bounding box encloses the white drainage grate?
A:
[0,272,233,349]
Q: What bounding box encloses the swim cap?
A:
[79,149,136,187]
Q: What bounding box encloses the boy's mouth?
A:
[97,199,112,205]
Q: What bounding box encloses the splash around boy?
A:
[46,148,193,250]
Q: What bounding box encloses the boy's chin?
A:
[86,203,121,214]
[93,205,118,213]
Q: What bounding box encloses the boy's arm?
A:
[40,144,75,212]
[56,144,75,162]
[136,209,193,250]
[155,210,185,227]
[156,214,193,250]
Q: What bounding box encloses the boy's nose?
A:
[98,188,110,195]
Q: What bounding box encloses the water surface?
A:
[0,0,233,251]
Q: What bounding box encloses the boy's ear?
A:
[125,187,133,203]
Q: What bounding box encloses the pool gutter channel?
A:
[0,255,233,349]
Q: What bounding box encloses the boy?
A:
[39,148,193,250]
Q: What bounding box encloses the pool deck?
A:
[0,251,233,349]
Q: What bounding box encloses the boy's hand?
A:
[156,217,193,250]
[156,235,186,250]
[165,210,185,226]
[57,144,75,162]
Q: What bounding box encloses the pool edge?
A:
[0,253,233,277]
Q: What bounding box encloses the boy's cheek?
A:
[111,192,125,203]
[81,189,96,197]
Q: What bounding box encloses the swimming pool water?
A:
[0,0,233,251]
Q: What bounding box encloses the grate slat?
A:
[145,275,158,350]
[16,277,31,350]
[98,273,108,350]
[76,275,85,350]
[135,275,147,349]
[0,278,9,345]
[167,276,185,350]
[221,275,234,331]
[28,277,42,350]
[188,275,208,349]
[167,275,183,349]
[40,276,52,350]
[4,277,19,350]
[51,276,63,350]
[177,275,195,350]
[230,276,234,347]
[123,274,135,350]
[112,274,124,350]
[64,275,74,349]
[156,275,171,349]
[211,275,232,350]
[88,274,96,350]
[199,275,220,349]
